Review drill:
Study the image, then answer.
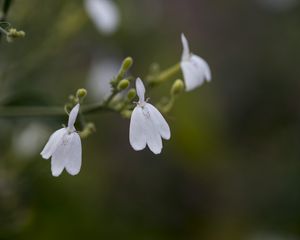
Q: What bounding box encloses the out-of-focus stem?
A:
[148,63,181,85]
[0,103,113,118]
[0,26,8,35]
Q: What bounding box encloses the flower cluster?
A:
[41,34,211,177]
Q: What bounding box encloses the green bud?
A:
[127,88,136,101]
[6,28,25,42]
[115,57,133,84]
[64,103,73,114]
[117,79,130,91]
[76,88,88,99]
[121,110,132,119]
[79,122,96,139]
[69,94,75,101]
[122,57,133,71]
[149,63,160,74]
[171,79,184,96]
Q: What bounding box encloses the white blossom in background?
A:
[257,0,298,12]
[41,104,82,177]
[86,59,119,102]
[180,33,211,91]
[247,231,297,240]
[12,123,50,159]
[85,0,120,35]
[129,78,170,154]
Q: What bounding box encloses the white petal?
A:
[181,55,211,91]
[129,106,147,151]
[142,107,162,154]
[51,146,66,177]
[85,0,120,35]
[191,55,211,82]
[181,33,190,61]
[145,103,170,140]
[68,104,80,128]
[65,133,82,176]
[51,132,81,177]
[40,128,67,159]
[136,78,145,102]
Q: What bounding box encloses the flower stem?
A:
[0,26,8,35]
[0,62,180,118]
[148,63,181,85]
[0,103,112,118]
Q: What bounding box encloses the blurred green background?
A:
[1,0,300,239]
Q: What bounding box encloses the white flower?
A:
[86,58,120,102]
[180,33,211,91]
[85,0,120,35]
[41,104,82,177]
[129,78,170,154]
[13,122,50,159]
[258,0,298,12]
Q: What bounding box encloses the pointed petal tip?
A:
[40,152,49,159]
[135,77,146,102]
[68,104,80,128]
[181,33,190,61]
[131,145,145,151]
[51,171,62,177]
[136,77,143,86]
[163,133,171,140]
[151,147,162,155]
[73,103,80,112]
[66,169,80,176]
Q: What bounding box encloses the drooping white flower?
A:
[129,78,170,154]
[180,33,211,91]
[41,104,82,177]
[85,0,120,35]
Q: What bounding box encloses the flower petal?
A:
[145,103,170,140]
[51,132,76,177]
[129,106,147,151]
[191,55,211,82]
[51,148,66,177]
[181,55,211,91]
[181,33,190,62]
[65,133,82,176]
[85,0,120,35]
[68,104,80,128]
[40,128,66,159]
[136,78,145,102]
[142,109,162,154]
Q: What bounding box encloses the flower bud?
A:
[79,122,96,139]
[171,79,184,96]
[6,28,25,42]
[76,88,88,100]
[127,88,136,101]
[69,94,76,102]
[64,103,73,114]
[117,79,130,91]
[121,110,132,119]
[115,57,133,82]
[122,57,133,71]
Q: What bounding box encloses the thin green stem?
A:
[0,61,180,118]
[148,63,181,85]
[0,103,112,118]
[0,26,8,35]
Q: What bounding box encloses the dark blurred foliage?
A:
[1,0,300,239]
